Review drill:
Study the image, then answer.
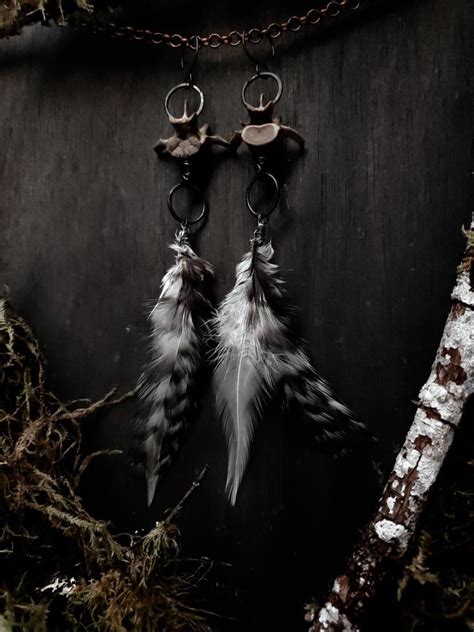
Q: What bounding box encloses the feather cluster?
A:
[212,241,369,505]
[132,231,213,506]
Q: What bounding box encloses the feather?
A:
[132,229,213,506]
[212,240,369,505]
[282,359,370,453]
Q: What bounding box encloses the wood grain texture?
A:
[0,1,471,630]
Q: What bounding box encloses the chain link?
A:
[74,1,361,49]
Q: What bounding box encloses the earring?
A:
[132,41,229,506]
[213,49,369,506]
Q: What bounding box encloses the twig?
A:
[63,386,137,420]
[307,216,474,631]
[73,449,123,488]
[164,465,209,525]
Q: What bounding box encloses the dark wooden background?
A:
[0,1,472,629]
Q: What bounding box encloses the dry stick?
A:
[307,217,474,632]
[164,465,209,526]
[73,449,123,488]
[63,386,138,420]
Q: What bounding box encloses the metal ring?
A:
[267,23,282,39]
[287,16,303,32]
[228,30,242,46]
[169,33,185,48]
[207,33,222,48]
[168,181,207,225]
[241,70,283,109]
[245,171,280,218]
[164,82,204,119]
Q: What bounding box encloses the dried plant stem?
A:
[0,299,212,631]
[307,217,474,631]
[164,465,209,525]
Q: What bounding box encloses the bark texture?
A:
[307,219,474,631]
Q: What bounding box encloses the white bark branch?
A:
[307,216,474,631]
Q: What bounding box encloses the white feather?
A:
[212,242,284,504]
[213,241,370,505]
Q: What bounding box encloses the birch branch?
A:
[307,217,474,632]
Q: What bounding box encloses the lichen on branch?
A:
[307,217,474,631]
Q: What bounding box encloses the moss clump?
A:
[0,1,126,37]
[0,1,88,34]
[0,298,212,631]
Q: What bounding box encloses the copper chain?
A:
[74,0,361,49]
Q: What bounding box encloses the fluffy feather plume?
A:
[132,229,212,506]
[212,240,369,505]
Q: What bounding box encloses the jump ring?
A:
[246,171,280,218]
[168,181,207,225]
[164,82,204,119]
[241,70,283,109]
[228,30,242,46]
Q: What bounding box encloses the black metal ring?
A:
[164,82,204,119]
[245,171,280,218]
[241,71,283,109]
[168,181,207,225]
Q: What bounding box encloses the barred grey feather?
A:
[132,231,212,506]
[213,241,369,505]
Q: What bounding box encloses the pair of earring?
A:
[131,47,370,507]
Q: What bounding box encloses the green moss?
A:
[0,298,212,631]
[0,0,124,37]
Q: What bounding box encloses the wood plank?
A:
[0,1,471,628]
